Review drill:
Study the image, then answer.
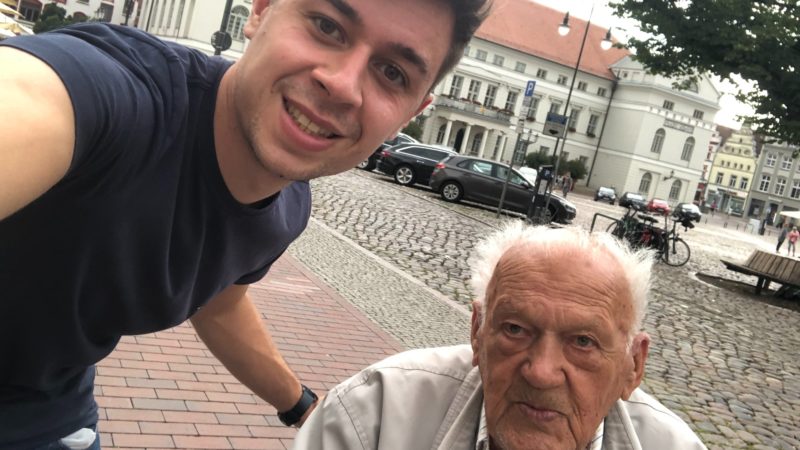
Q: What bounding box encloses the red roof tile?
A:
[475,0,630,80]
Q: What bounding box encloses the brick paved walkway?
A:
[95,254,404,449]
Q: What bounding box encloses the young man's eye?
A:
[313,16,344,42]
[376,62,407,87]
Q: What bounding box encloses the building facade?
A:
[745,141,800,221]
[706,124,756,216]
[585,56,720,204]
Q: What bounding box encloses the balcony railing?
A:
[434,96,513,124]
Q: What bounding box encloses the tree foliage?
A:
[401,121,424,140]
[33,4,87,34]
[611,0,800,145]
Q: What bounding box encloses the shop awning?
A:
[0,0,17,9]
[779,210,800,219]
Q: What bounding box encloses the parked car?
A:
[376,144,456,186]
[675,203,702,222]
[646,198,671,216]
[517,167,538,184]
[357,133,417,171]
[618,192,647,210]
[594,186,616,204]
[429,155,576,223]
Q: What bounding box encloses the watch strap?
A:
[278,384,318,427]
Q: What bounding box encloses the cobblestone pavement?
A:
[288,169,800,449]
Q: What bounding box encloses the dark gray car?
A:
[376,144,456,186]
[429,155,576,223]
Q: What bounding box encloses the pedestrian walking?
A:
[710,200,717,217]
[789,226,799,257]
[562,173,572,197]
[777,223,790,253]
[0,1,491,447]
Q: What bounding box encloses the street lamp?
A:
[542,3,610,219]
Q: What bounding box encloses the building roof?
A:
[475,0,629,80]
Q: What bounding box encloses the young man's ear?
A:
[414,94,434,117]
[621,332,650,400]
[244,0,272,39]
[470,300,483,367]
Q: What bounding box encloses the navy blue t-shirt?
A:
[0,24,311,448]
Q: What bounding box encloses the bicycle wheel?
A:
[662,237,690,267]
[606,220,623,238]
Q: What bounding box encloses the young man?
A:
[0,0,490,447]
[292,224,707,449]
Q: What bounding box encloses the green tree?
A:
[33,3,87,34]
[565,159,587,181]
[401,121,423,140]
[524,150,555,169]
[611,0,800,146]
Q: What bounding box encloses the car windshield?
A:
[518,167,537,184]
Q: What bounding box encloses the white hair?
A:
[469,222,654,336]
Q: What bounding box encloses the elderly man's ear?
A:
[621,332,650,400]
[470,300,483,367]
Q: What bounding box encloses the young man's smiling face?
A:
[231,0,452,184]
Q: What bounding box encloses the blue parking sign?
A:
[525,80,536,97]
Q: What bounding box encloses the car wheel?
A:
[357,159,376,171]
[394,165,416,185]
[440,181,463,202]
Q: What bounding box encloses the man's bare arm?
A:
[0,47,75,221]
[190,284,317,423]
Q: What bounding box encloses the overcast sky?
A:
[530,0,753,129]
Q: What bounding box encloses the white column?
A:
[478,130,490,159]
[460,124,472,154]
[497,135,508,161]
[442,120,453,147]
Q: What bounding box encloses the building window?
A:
[715,172,724,184]
[782,155,793,170]
[791,181,800,199]
[467,79,481,102]
[436,124,447,144]
[693,109,704,120]
[765,153,777,167]
[597,87,607,97]
[492,55,505,66]
[557,75,568,85]
[492,135,503,160]
[668,180,682,200]
[449,75,463,97]
[638,173,652,194]
[577,81,588,91]
[740,177,749,190]
[775,177,787,196]
[561,151,569,160]
[476,49,487,61]
[549,102,561,114]
[568,109,580,130]
[514,62,526,73]
[536,68,548,79]
[681,137,695,161]
[650,128,665,153]
[463,46,470,56]
[526,97,540,120]
[579,156,588,167]
[484,85,497,107]
[663,100,674,111]
[758,174,771,192]
[728,175,737,188]
[504,92,518,111]
[227,6,249,41]
[470,133,483,155]
[586,114,600,136]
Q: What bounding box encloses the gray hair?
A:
[469,222,654,337]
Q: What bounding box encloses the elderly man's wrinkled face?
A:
[470,246,649,450]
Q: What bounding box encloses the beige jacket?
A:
[291,345,707,450]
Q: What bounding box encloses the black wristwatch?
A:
[278,384,318,427]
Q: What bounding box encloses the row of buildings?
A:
[9,0,799,221]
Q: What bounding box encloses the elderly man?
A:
[291,223,706,449]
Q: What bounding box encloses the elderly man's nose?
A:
[520,339,566,389]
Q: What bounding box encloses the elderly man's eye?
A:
[502,323,524,336]
[575,335,596,348]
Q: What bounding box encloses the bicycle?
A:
[606,207,693,267]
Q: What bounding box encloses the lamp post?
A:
[542,4,613,218]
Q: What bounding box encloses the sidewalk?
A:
[96,254,405,449]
